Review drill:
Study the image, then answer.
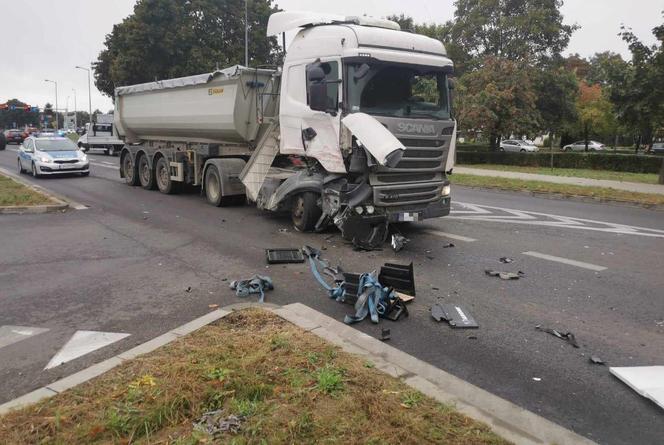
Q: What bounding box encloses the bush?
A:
[456,151,663,173]
[455,143,491,152]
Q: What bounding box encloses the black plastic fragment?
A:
[380,328,391,341]
[266,249,305,264]
[431,303,479,329]
[499,257,513,263]
[379,262,416,296]
[590,356,605,365]
[535,325,580,348]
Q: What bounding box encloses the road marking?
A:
[522,251,607,271]
[45,330,130,369]
[425,230,477,242]
[449,202,664,239]
[0,326,50,349]
[91,162,119,170]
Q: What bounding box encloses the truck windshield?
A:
[346,62,450,120]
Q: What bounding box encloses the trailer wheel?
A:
[122,153,139,186]
[291,192,322,232]
[155,157,178,194]
[138,155,156,190]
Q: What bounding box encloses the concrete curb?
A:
[0,166,70,214]
[0,302,595,445]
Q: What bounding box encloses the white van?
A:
[77,117,124,156]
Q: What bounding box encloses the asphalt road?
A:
[1,146,663,444]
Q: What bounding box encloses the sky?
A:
[0,0,661,115]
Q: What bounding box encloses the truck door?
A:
[279,58,345,173]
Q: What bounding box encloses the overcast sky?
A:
[1,0,661,114]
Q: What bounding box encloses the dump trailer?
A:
[116,11,456,248]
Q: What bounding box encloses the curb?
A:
[0,166,71,214]
[0,302,595,445]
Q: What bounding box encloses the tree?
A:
[458,57,540,149]
[534,67,578,150]
[564,53,592,79]
[94,0,280,97]
[586,51,629,87]
[576,82,616,150]
[449,0,577,70]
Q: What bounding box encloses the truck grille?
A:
[373,182,443,207]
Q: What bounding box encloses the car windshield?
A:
[346,62,451,120]
[35,138,77,151]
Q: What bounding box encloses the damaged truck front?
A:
[264,12,456,247]
[115,11,456,248]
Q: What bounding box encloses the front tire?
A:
[155,156,178,194]
[138,155,156,190]
[291,192,322,232]
[31,163,40,178]
[18,159,24,174]
[121,153,139,186]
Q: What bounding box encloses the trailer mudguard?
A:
[202,158,247,197]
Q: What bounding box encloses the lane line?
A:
[425,230,477,242]
[91,162,119,170]
[522,251,607,271]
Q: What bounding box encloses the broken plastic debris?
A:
[431,303,479,329]
[380,328,391,341]
[193,410,245,436]
[485,269,524,280]
[185,286,192,293]
[499,257,513,263]
[532,377,542,382]
[208,304,219,309]
[442,243,455,248]
[535,325,580,348]
[590,356,605,365]
[390,234,410,252]
[609,366,664,410]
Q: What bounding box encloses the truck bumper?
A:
[386,196,451,222]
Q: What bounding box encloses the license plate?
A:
[60,164,78,170]
[397,212,420,222]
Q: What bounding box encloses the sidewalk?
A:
[455,166,664,196]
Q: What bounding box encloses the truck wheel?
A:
[205,165,223,206]
[291,192,322,232]
[121,153,139,186]
[138,155,156,190]
[155,157,178,194]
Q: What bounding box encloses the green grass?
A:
[0,309,510,445]
[0,173,54,206]
[451,173,664,207]
[458,164,660,184]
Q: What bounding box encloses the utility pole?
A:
[244,0,249,67]
[76,65,93,129]
[72,89,77,129]
[44,79,58,129]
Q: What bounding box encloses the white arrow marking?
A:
[44,330,130,370]
[0,326,50,349]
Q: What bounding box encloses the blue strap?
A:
[306,252,347,302]
[230,275,273,303]
[343,273,395,325]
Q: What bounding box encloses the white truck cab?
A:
[77,114,124,156]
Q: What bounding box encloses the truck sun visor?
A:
[341,113,405,168]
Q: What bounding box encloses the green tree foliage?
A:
[457,57,540,149]
[576,82,617,149]
[449,0,577,71]
[0,99,40,129]
[534,67,578,147]
[94,0,280,97]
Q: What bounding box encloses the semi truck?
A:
[115,11,456,248]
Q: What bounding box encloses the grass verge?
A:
[458,164,660,184]
[451,173,664,207]
[0,173,54,206]
[0,309,509,445]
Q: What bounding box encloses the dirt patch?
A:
[0,309,510,444]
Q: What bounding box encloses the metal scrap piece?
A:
[535,325,580,348]
[391,234,410,252]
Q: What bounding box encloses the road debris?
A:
[391,234,410,252]
[535,325,580,348]
[185,286,192,293]
[610,366,664,410]
[381,328,391,341]
[442,242,455,248]
[431,303,479,329]
[379,262,416,297]
[485,269,525,280]
[265,248,305,264]
[208,304,219,309]
[532,377,542,382]
[193,410,245,436]
[499,257,513,263]
[590,356,605,365]
[230,275,273,303]
[278,228,289,233]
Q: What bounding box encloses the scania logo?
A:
[396,122,436,134]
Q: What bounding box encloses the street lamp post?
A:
[244,0,249,67]
[72,89,77,129]
[44,79,58,129]
[75,65,92,130]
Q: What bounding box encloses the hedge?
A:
[455,151,663,173]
